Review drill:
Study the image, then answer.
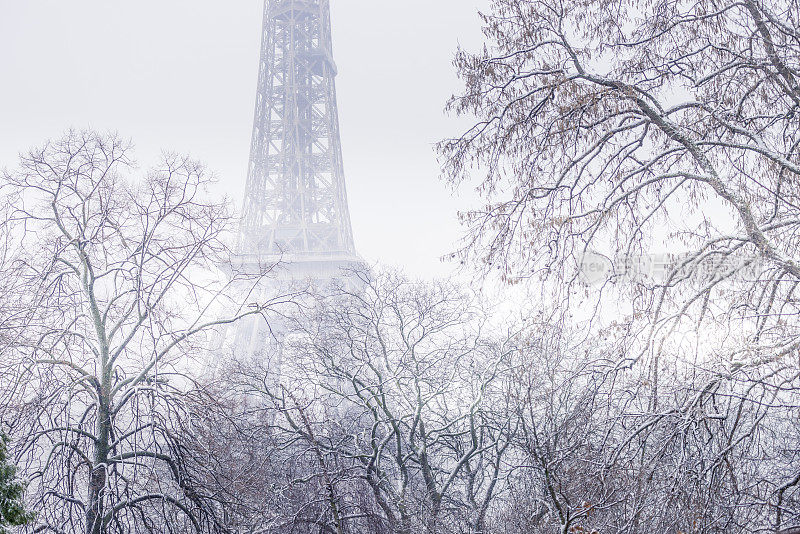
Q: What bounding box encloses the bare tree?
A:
[0,131,272,534]
[227,270,519,534]
[441,0,800,366]
[184,267,800,534]
[440,3,800,530]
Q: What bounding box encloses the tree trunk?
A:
[86,399,111,534]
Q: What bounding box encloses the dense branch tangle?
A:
[0,131,272,534]
[442,0,800,365]
[228,271,519,534]
[440,1,800,531]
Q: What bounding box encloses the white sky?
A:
[0,0,489,278]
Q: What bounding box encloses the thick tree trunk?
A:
[85,465,106,534]
[86,400,111,534]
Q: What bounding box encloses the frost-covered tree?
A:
[227,270,520,534]
[441,1,800,531]
[442,0,800,365]
[0,131,275,534]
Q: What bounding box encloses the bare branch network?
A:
[0,0,800,533]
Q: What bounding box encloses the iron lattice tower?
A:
[220,0,361,370]
[239,0,357,265]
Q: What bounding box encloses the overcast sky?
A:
[0,1,489,277]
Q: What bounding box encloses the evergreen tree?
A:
[0,433,33,533]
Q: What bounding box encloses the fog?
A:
[0,0,488,277]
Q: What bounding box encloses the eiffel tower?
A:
[237,0,360,280]
[227,0,362,361]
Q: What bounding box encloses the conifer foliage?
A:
[0,433,33,533]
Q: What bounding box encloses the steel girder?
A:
[240,0,356,259]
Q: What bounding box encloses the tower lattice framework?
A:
[221,0,361,369]
[240,0,356,261]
